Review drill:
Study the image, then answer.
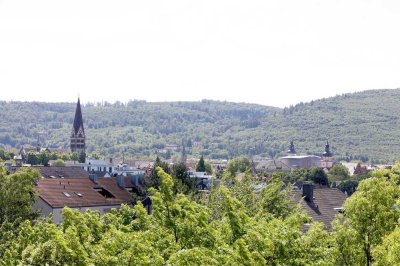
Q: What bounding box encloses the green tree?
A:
[91,152,101,160]
[38,152,49,165]
[196,156,206,172]
[150,167,216,249]
[78,152,86,163]
[328,164,350,181]
[52,159,65,167]
[70,152,79,162]
[26,152,38,165]
[145,156,171,190]
[309,167,329,185]
[226,156,251,177]
[333,169,400,266]
[0,168,39,224]
[337,179,358,195]
[373,226,400,266]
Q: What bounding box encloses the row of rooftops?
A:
[8,166,142,209]
[6,164,348,229]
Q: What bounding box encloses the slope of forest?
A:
[0,89,399,163]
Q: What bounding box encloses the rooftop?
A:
[36,177,132,208]
[290,186,347,230]
[10,166,89,179]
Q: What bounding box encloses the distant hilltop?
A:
[0,89,399,163]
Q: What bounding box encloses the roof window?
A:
[63,192,71,197]
[94,187,115,198]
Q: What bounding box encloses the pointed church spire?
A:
[70,98,86,153]
[323,140,332,157]
[73,98,84,135]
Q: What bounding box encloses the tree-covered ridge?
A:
[1,89,400,162]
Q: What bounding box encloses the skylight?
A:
[63,192,71,197]
[75,192,83,197]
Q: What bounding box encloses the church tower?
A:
[287,141,296,155]
[321,141,333,169]
[70,98,86,154]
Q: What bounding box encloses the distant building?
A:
[279,155,322,169]
[353,162,369,175]
[321,141,334,169]
[70,98,86,154]
[254,159,291,173]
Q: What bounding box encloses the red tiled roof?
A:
[11,166,89,179]
[36,177,132,208]
[291,186,347,230]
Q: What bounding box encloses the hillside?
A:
[0,89,399,163]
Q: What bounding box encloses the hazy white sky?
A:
[0,0,399,107]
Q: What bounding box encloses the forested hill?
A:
[0,89,399,163]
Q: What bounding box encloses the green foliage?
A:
[145,157,171,191]
[196,156,206,172]
[70,152,79,162]
[52,159,65,167]
[7,164,400,265]
[226,156,251,177]
[0,168,39,224]
[337,179,358,195]
[78,151,86,163]
[287,167,329,185]
[2,90,400,162]
[0,165,340,265]
[333,168,400,265]
[328,164,350,181]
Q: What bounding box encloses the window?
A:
[75,192,83,197]
[63,192,71,197]
[94,187,115,198]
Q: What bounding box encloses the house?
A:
[34,176,133,223]
[290,183,347,230]
[9,166,90,179]
[353,162,368,175]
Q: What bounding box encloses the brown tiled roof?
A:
[290,186,347,230]
[36,177,132,208]
[11,166,89,179]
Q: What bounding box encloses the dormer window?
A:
[94,187,115,198]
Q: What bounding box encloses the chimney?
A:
[89,174,98,184]
[302,182,314,202]
[117,175,125,188]
[109,157,113,164]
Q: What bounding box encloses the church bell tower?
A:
[70,98,86,154]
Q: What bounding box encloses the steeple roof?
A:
[73,98,84,135]
[323,141,332,157]
[287,141,296,154]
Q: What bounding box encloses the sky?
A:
[1,0,400,107]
